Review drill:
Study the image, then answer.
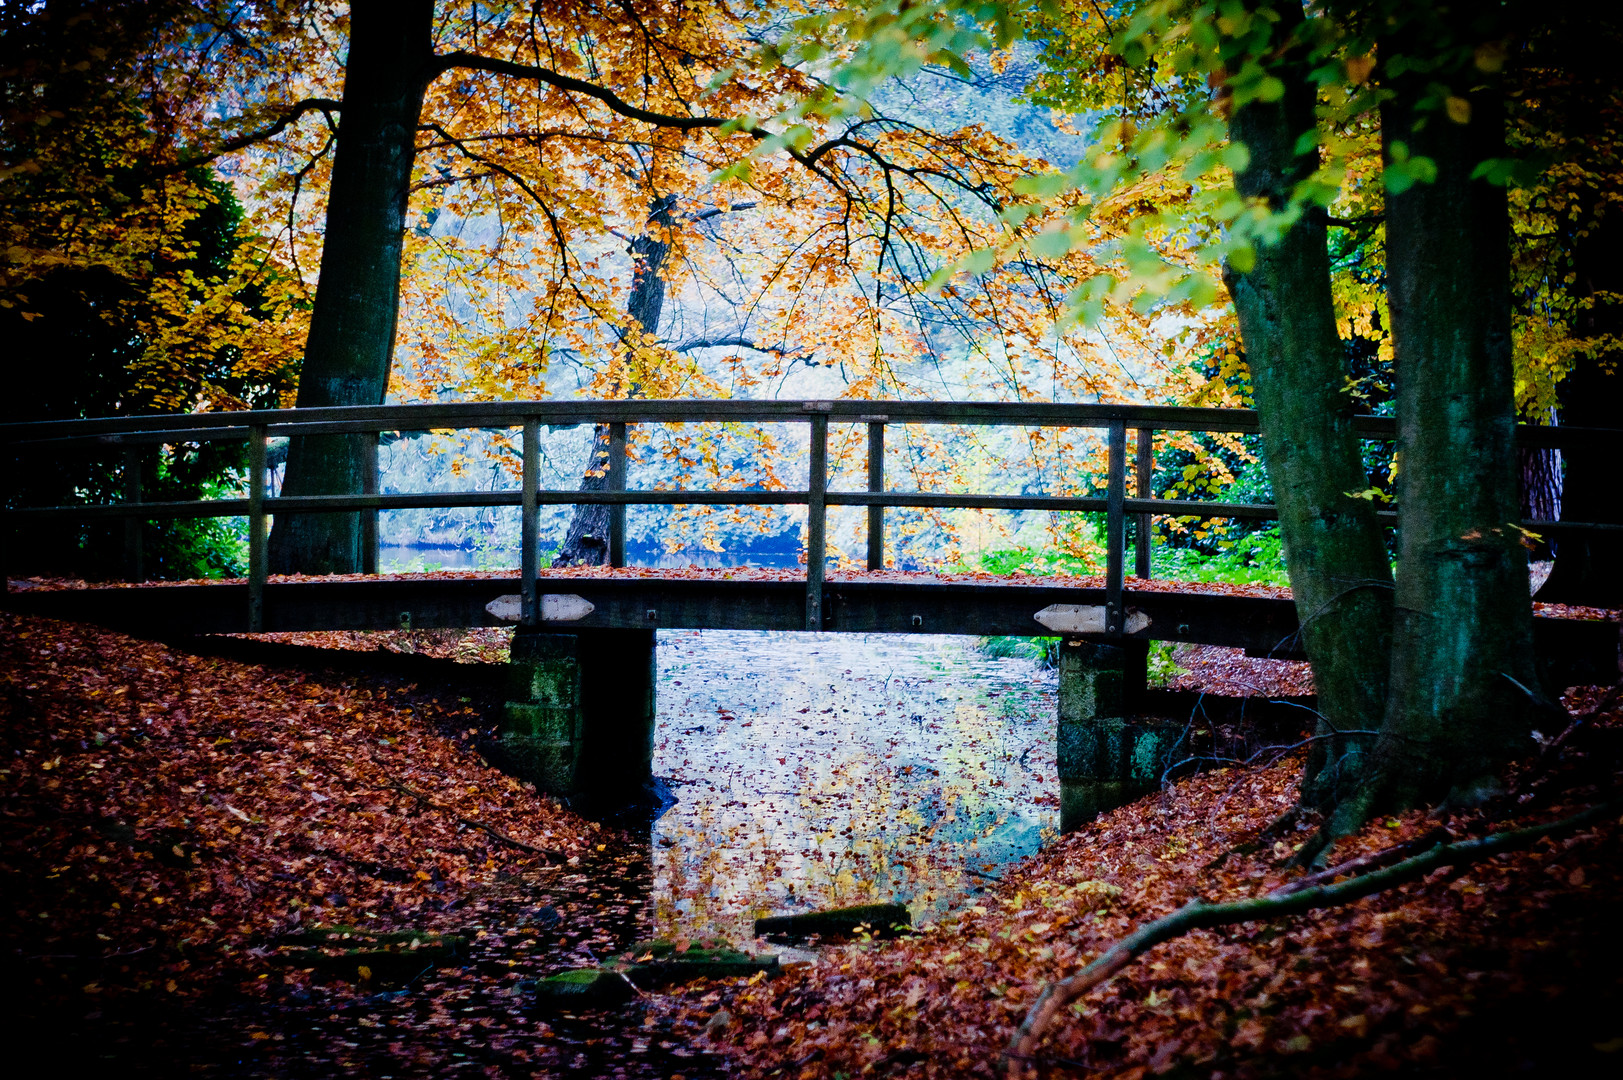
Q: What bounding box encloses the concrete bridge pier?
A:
[499,627,657,808]
[1056,638,1180,831]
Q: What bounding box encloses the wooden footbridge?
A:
[4,400,1617,823]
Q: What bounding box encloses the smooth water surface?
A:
[649,630,1059,941]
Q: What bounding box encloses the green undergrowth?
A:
[971,529,1288,677]
[1151,525,1289,586]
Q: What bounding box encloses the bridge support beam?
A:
[1056,638,1176,831]
[499,628,656,808]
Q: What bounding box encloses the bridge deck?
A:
[5,571,1616,685]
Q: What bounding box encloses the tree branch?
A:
[691,201,758,221]
[1005,796,1619,1075]
[668,336,799,355]
[167,98,342,175]
[433,50,729,131]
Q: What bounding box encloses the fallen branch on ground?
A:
[383,780,552,857]
[1005,796,1619,1076]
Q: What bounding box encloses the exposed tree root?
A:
[1004,795,1619,1076]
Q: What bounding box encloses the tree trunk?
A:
[1366,11,1540,814]
[1540,203,1623,605]
[552,196,677,567]
[268,0,434,574]
[1221,3,1394,812]
[1519,439,1561,573]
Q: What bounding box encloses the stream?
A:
[650,630,1059,940]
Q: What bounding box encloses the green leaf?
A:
[1226,243,1256,274]
[1028,226,1075,259]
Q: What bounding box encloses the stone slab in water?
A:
[754,902,912,942]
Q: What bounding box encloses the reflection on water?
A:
[650,630,1058,941]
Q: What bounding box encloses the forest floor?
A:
[2,607,1619,1078]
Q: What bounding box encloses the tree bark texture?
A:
[1370,12,1539,812]
[552,196,677,567]
[1222,3,1394,810]
[268,0,435,574]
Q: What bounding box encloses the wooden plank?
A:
[1105,420,1126,634]
[806,413,828,631]
[521,418,539,626]
[608,421,627,569]
[867,421,884,571]
[7,575,1613,680]
[247,425,267,633]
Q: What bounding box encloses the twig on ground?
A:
[382,779,552,857]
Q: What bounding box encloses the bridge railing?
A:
[3,400,1618,633]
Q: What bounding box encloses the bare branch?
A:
[167,98,342,175]
[668,336,801,356]
[433,50,728,132]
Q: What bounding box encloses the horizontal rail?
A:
[2,399,1278,443]
[18,491,1623,536]
[6,400,1617,455]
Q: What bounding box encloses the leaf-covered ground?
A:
[0,611,727,1076]
[699,687,1623,1078]
[4,605,1620,1078]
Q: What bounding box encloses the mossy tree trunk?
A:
[1222,3,1394,811]
[1360,7,1541,816]
[268,0,434,574]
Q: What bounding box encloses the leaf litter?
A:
[4,601,1621,1078]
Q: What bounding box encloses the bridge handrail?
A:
[4,400,1619,633]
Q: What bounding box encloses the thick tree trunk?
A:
[268,0,434,574]
[1366,14,1540,813]
[1222,4,1394,811]
[1541,204,1623,605]
[552,196,677,567]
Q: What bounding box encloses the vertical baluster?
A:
[361,432,379,575]
[1135,426,1153,580]
[608,421,627,569]
[521,418,539,626]
[248,425,267,632]
[122,444,144,583]
[867,421,884,571]
[806,412,828,631]
[1105,420,1126,634]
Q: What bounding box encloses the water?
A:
[648,630,1060,941]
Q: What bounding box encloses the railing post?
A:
[1134,426,1153,580]
[361,432,378,575]
[521,417,539,626]
[122,445,144,583]
[608,421,627,569]
[247,425,267,632]
[867,421,884,571]
[1105,420,1126,634]
[806,411,828,631]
